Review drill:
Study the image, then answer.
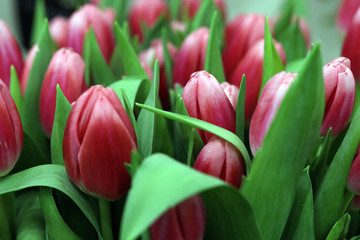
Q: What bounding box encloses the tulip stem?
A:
[0,192,15,240]
[99,198,113,240]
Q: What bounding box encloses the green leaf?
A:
[39,188,80,240]
[119,88,139,144]
[136,61,160,158]
[30,0,46,46]
[314,107,360,239]
[50,85,72,165]
[169,0,181,19]
[274,4,294,37]
[100,0,127,24]
[142,16,177,49]
[204,12,225,83]
[83,27,116,86]
[186,128,196,167]
[260,17,285,93]
[189,0,217,32]
[326,214,351,240]
[120,154,262,240]
[281,167,315,240]
[0,165,103,240]
[236,75,246,143]
[9,65,22,112]
[241,43,324,240]
[136,103,251,174]
[162,29,174,91]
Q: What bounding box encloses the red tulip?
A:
[0,79,23,177]
[67,4,115,63]
[129,0,169,42]
[337,0,360,31]
[39,48,86,137]
[249,71,297,156]
[0,20,23,87]
[194,137,244,188]
[229,39,286,122]
[173,27,209,87]
[220,82,239,110]
[181,0,226,19]
[20,44,39,95]
[63,85,137,200]
[182,71,236,143]
[321,57,355,136]
[150,195,206,240]
[49,16,69,48]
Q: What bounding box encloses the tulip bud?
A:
[0,20,23,87]
[139,40,178,109]
[150,195,206,240]
[49,16,69,48]
[220,82,239,110]
[0,79,23,177]
[249,71,297,156]
[182,71,236,143]
[229,39,286,122]
[223,14,274,79]
[20,44,39,95]
[173,28,209,87]
[342,8,360,80]
[194,137,244,188]
[337,0,360,31]
[104,8,117,23]
[39,48,86,137]
[181,0,226,19]
[63,85,137,200]
[321,57,355,136]
[348,154,360,195]
[129,0,169,42]
[67,4,115,63]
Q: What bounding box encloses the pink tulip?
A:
[220,82,239,110]
[39,48,87,137]
[182,71,236,143]
[20,44,39,95]
[181,0,226,19]
[63,85,137,200]
[337,0,360,31]
[49,16,69,48]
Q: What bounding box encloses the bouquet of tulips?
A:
[1,0,360,239]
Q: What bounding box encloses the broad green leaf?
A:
[83,27,115,86]
[109,45,125,80]
[136,103,251,174]
[274,4,294,37]
[281,167,315,240]
[326,214,351,240]
[286,57,306,72]
[50,85,72,165]
[261,17,285,93]
[136,61,160,158]
[30,0,45,46]
[314,106,360,239]
[120,154,262,240]
[236,75,246,143]
[0,165,103,240]
[204,12,225,83]
[241,43,324,240]
[113,23,148,79]
[39,188,80,240]
[10,65,22,112]
[189,0,217,32]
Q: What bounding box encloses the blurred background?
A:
[0,0,343,62]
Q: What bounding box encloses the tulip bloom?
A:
[182,71,236,143]
[173,28,209,87]
[337,0,360,31]
[348,154,360,194]
[49,16,69,48]
[39,48,86,137]
[223,14,273,79]
[181,0,226,19]
[0,80,23,177]
[63,85,137,200]
[194,137,244,188]
[0,20,23,87]
[150,195,206,240]
[321,57,355,136]
[229,39,286,122]
[129,0,169,42]
[220,82,239,110]
[20,44,39,95]
[249,71,297,156]
[67,4,115,63]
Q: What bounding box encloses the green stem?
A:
[0,192,16,240]
[99,198,113,240]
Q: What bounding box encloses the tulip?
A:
[150,195,206,240]
[104,8,117,23]
[342,8,360,80]
[139,40,178,109]
[321,57,355,136]
[129,0,169,42]
[182,71,236,143]
[39,48,87,137]
[20,44,39,95]
[249,71,297,156]
[0,20,23,87]
[181,0,226,19]
[348,154,360,195]
[222,14,274,79]
[49,16,69,48]
[0,79,23,177]
[337,0,360,31]
[67,4,115,63]
[350,195,360,211]
[173,28,209,87]
[194,137,244,188]
[220,82,239,110]
[140,61,153,80]
[63,85,137,200]
[229,39,286,122]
